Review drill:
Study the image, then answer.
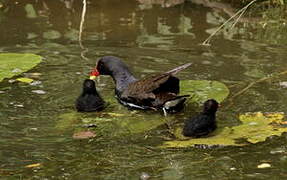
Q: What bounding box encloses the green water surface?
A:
[1,0,287,179]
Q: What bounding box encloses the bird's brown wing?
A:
[121,73,173,101]
[121,63,191,102]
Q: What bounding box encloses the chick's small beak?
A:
[89,69,100,80]
[90,76,96,80]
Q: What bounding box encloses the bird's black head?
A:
[83,79,97,94]
[203,99,219,114]
[94,56,131,76]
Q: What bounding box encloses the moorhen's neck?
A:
[202,99,218,116]
[203,107,217,116]
[82,79,98,95]
[83,87,98,95]
[203,110,216,116]
[111,69,137,92]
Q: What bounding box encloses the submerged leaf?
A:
[64,29,79,41]
[162,112,287,148]
[244,68,265,78]
[73,131,96,139]
[43,30,61,40]
[25,4,37,18]
[56,112,79,131]
[116,114,166,134]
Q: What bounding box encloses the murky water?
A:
[1,0,287,179]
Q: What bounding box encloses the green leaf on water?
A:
[180,80,229,104]
[161,112,287,148]
[233,112,286,144]
[0,53,42,82]
[16,77,34,83]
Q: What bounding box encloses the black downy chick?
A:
[183,99,219,137]
[75,79,105,112]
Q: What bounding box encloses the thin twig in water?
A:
[230,7,246,29]
[230,0,255,29]
[79,0,89,61]
[79,0,87,49]
[202,0,257,46]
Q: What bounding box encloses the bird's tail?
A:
[165,63,192,75]
[163,95,190,111]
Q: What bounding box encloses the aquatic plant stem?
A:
[229,70,287,103]
[202,0,257,46]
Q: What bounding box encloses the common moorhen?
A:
[182,99,219,137]
[75,79,105,112]
[90,56,191,114]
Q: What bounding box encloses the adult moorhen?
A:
[90,56,191,114]
[75,79,105,112]
[182,99,219,137]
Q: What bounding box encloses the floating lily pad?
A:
[180,80,229,104]
[234,112,286,144]
[161,112,287,148]
[0,53,42,82]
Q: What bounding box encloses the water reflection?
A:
[0,0,204,49]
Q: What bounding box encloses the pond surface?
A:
[1,0,287,179]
